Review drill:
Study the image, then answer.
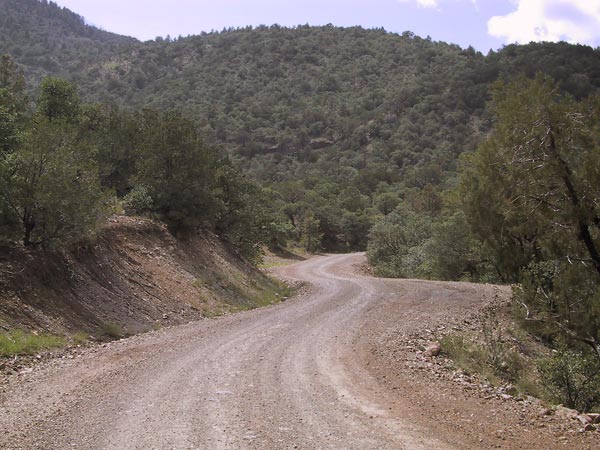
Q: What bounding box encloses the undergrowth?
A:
[440,311,544,399]
[101,323,124,340]
[441,302,600,412]
[0,330,66,356]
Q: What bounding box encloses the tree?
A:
[0,77,107,247]
[212,163,285,261]
[36,77,80,122]
[366,208,431,278]
[0,55,27,153]
[0,55,27,240]
[134,110,221,232]
[299,209,322,253]
[89,105,139,196]
[2,117,107,247]
[460,75,600,359]
[423,212,486,281]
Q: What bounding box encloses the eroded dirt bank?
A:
[0,253,597,449]
[0,216,283,335]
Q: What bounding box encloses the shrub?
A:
[101,323,123,340]
[122,185,152,215]
[538,347,600,412]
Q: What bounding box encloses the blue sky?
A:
[52,0,600,52]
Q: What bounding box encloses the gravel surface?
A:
[1,253,598,449]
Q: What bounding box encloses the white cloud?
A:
[397,0,440,8]
[396,0,481,9]
[416,0,439,7]
[488,0,600,46]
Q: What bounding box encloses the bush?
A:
[122,185,152,215]
[366,209,431,278]
[101,323,123,340]
[441,326,526,386]
[539,347,600,412]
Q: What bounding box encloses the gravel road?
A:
[1,253,594,449]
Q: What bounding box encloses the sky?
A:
[51,0,600,52]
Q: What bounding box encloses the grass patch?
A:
[71,332,89,345]
[248,279,293,308]
[258,260,289,269]
[101,323,124,340]
[441,334,502,383]
[0,330,66,356]
[202,306,230,318]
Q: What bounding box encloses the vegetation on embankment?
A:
[0,51,291,352]
[369,76,600,412]
[0,329,66,356]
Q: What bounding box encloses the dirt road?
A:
[0,254,595,449]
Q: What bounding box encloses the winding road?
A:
[0,253,577,449]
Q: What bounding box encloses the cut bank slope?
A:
[0,215,286,336]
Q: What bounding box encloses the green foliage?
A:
[441,328,526,386]
[3,3,600,257]
[0,54,27,153]
[71,332,89,345]
[134,109,220,232]
[0,67,282,258]
[212,163,284,260]
[36,76,80,122]
[441,335,492,377]
[101,323,123,340]
[3,2,600,250]
[0,329,66,356]
[90,106,139,196]
[299,209,322,253]
[539,347,600,412]
[1,77,108,248]
[423,212,490,281]
[516,261,600,352]
[366,208,431,278]
[461,75,600,359]
[122,185,152,215]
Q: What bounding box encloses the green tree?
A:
[461,75,600,358]
[134,110,220,232]
[212,163,284,261]
[2,117,107,246]
[89,105,139,196]
[0,55,27,153]
[423,212,486,281]
[299,209,322,253]
[366,208,431,278]
[36,77,80,122]
[0,55,27,240]
[1,77,107,247]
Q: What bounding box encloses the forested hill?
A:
[0,0,136,82]
[2,0,600,249]
[2,1,600,176]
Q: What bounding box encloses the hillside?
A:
[0,0,136,84]
[1,0,600,253]
[0,215,289,336]
[2,2,599,177]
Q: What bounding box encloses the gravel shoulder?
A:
[1,253,597,449]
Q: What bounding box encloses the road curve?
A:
[1,253,459,449]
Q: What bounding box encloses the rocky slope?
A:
[0,215,287,337]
